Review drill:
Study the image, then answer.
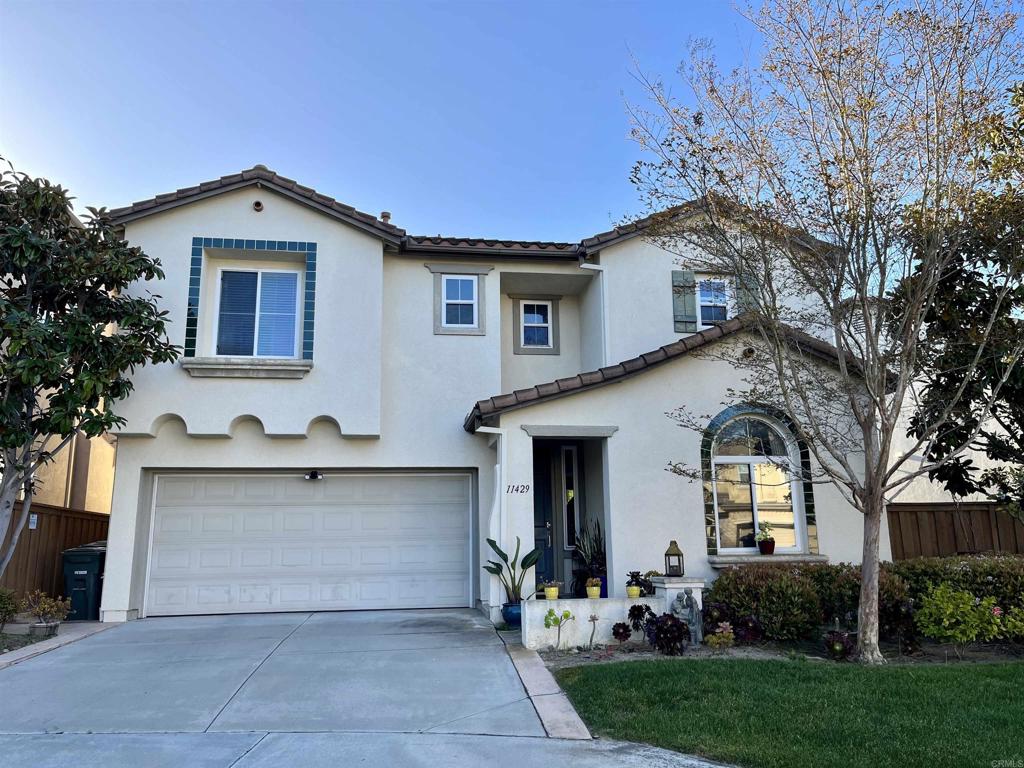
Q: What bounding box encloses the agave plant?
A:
[484,536,542,604]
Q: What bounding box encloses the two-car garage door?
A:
[145,472,472,617]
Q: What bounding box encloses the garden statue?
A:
[672,588,703,645]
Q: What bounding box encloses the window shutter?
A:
[734,271,759,314]
[672,269,698,333]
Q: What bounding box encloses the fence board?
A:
[887,502,1024,560]
[0,502,109,597]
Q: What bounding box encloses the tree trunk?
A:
[856,498,886,664]
[0,478,32,580]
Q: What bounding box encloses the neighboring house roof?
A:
[402,235,580,260]
[107,165,406,245]
[463,316,868,432]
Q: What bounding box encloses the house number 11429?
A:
[506,484,530,494]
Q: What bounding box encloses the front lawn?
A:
[555,658,1024,768]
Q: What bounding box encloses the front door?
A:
[532,441,584,592]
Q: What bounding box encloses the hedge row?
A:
[702,555,1023,642]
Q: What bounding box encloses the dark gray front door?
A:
[533,444,555,585]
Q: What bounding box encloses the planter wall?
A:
[521,596,663,651]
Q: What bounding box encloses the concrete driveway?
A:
[0,609,717,767]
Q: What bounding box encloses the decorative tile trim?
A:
[699,403,817,557]
[185,237,317,359]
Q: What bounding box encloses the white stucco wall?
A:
[117,186,386,438]
[499,294,582,392]
[490,335,889,599]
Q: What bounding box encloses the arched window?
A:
[708,413,805,552]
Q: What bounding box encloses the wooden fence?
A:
[887,502,1024,560]
[0,502,109,597]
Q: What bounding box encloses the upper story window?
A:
[521,301,552,348]
[427,263,490,336]
[512,296,560,355]
[699,279,729,327]
[216,268,300,357]
[442,275,478,328]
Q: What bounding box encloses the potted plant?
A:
[483,536,542,628]
[542,580,561,600]
[585,577,602,599]
[755,521,776,555]
[573,520,607,597]
[626,571,654,598]
[625,572,643,599]
[20,590,71,638]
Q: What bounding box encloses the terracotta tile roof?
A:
[403,235,580,259]
[464,316,868,432]
[107,165,406,244]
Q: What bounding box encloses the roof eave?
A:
[108,177,405,246]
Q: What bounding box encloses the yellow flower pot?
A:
[586,586,601,599]
[626,585,642,599]
[544,586,560,600]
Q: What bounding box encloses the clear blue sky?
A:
[0,1,754,242]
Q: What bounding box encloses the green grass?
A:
[555,658,1024,768]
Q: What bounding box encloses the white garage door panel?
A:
[147,473,472,616]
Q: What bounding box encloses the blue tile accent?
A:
[185,235,317,361]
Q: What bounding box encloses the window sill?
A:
[435,326,485,336]
[707,553,826,568]
[180,357,313,379]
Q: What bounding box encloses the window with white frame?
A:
[521,301,553,348]
[216,268,300,357]
[711,416,802,552]
[441,275,478,328]
[699,279,729,327]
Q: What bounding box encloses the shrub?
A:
[889,555,1024,612]
[20,591,71,624]
[612,622,632,644]
[914,583,1002,658]
[733,615,764,644]
[628,603,655,632]
[706,621,735,650]
[0,588,17,631]
[823,629,856,661]
[644,613,689,656]
[701,601,735,636]
[704,565,821,640]
[1003,607,1024,641]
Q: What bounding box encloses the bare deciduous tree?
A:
[628,0,1022,663]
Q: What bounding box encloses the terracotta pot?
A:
[626,585,642,599]
[543,586,560,600]
[758,539,776,555]
[586,586,601,599]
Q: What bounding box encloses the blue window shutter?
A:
[217,271,257,355]
[672,270,698,333]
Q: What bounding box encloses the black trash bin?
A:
[62,541,106,621]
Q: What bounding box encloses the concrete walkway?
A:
[0,609,722,767]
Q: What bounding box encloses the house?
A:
[97,165,887,623]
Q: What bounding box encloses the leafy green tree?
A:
[0,163,178,576]
[908,84,1024,518]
